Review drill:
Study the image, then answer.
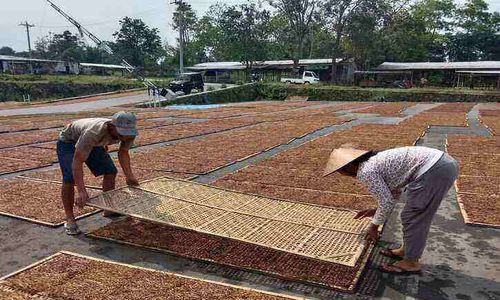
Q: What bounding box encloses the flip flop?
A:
[379,263,422,275]
[64,222,81,235]
[380,248,403,260]
[102,211,122,218]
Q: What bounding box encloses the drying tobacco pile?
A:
[1,252,291,300]
[0,178,99,225]
[447,134,499,226]
[89,217,369,292]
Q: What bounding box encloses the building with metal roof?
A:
[0,55,130,76]
[186,58,355,83]
[372,61,500,89]
[0,55,80,75]
[187,58,344,71]
[377,61,500,71]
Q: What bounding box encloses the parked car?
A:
[281,71,320,84]
[168,72,204,95]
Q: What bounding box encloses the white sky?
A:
[1,0,499,52]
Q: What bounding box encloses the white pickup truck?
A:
[281,71,320,84]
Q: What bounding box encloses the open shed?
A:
[187,59,356,84]
[79,62,129,76]
[376,61,500,88]
[0,55,79,75]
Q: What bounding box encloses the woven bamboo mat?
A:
[88,177,370,266]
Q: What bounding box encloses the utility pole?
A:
[172,0,187,74]
[19,21,35,74]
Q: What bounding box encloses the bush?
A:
[257,83,500,103]
[139,83,261,107]
[0,81,143,102]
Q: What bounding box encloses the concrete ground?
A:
[0,100,499,299]
[380,125,499,300]
[0,93,148,116]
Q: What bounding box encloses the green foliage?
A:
[428,72,444,86]
[218,3,271,70]
[34,31,86,62]
[0,74,173,102]
[0,80,143,102]
[112,17,163,69]
[446,0,500,61]
[139,83,498,108]
[0,74,138,84]
[268,0,317,66]
[257,83,499,102]
[145,83,261,106]
[0,46,16,56]
[2,0,498,75]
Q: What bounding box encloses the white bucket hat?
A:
[111,111,138,137]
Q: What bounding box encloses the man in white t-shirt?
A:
[57,111,139,235]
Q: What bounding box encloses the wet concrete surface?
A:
[1,101,499,299]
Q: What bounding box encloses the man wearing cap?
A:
[324,145,459,275]
[57,111,139,235]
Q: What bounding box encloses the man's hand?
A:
[354,208,377,220]
[75,189,89,209]
[365,223,380,243]
[126,177,140,187]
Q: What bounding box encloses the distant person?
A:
[420,77,428,87]
[323,145,459,275]
[57,112,139,235]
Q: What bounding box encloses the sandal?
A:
[64,223,81,235]
[102,211,122,218]
[379,263,421,275]
[380,248,403,260]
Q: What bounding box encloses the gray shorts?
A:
[401,153,459,259]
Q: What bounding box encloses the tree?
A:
[268,0,317,70]
[447,0,500,61]
[34,31,86,61]
[217,3,271,73]
[173,1,198,45]
[265,14,296,60]
[112,17,163,69]
[0,46,16,56]
[320,0,366,82]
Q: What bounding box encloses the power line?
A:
[36,5,166,29]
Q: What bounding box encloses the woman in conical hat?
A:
[324,144,459,275]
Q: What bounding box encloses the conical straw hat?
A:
[323,147,370,176]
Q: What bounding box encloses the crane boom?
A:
[45,0,158,90]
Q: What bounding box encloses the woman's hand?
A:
[366,223,380,243]
[126,176,140,187]
[354,208,377,220]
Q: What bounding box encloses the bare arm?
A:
[118,142,138,186]
[72,149,88,208]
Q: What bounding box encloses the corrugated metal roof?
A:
[0,55,64,63]
[80,62,129,69]
[377,61,500,70]
[187,58,344,71]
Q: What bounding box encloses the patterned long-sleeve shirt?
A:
[357,146,443,225]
